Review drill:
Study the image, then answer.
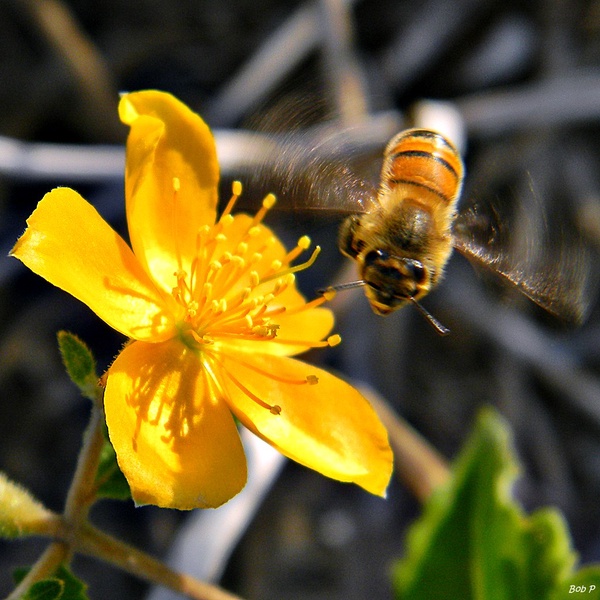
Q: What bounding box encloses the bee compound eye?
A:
[338,216,364,258]
[406,260,427,284]
[364,249,388,266]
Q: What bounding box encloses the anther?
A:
[270,405,282,415]
[298,235,311,250]
[220,214,234,227]
[231,255,245,268]
[263,193,277,210]
[306,375,319,385]
[202,282,213,299]
[327,334,342,347]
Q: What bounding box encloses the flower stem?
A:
[5,542,70,600]
[64,397,106,524]
[76,523,244,600]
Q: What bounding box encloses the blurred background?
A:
[1,0,600,598]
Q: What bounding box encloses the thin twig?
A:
[63,401,106,524]
[5,542,70,600]
[76,523,245,600]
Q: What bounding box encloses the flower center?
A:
[168,179,339,415]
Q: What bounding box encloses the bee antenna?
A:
[317,280,366,295]
[410,297,450,336]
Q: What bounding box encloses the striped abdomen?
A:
[381,129,464,207]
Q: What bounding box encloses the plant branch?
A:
[75,523,245,600]
[63,398,105,524]
[5,542,70,600]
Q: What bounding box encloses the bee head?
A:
[361,249,431,315]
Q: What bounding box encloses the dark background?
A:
[1,1,600,598]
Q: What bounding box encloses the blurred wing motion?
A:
[246,131,378,215]
[452,199,593,325]
[238,98,400,215]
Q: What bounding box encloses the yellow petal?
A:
[220,353,393,496]
[105,339,247,509]
[119,91,219,293]
[10,188,175,341]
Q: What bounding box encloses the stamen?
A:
[251,193,277,227]
[219,350,322,386]
[260,246,321,284]
[220,180,243,219]
[191,330,213,345]
[212,355,282,414]
[283,293,330,316]
[284,235,312,264]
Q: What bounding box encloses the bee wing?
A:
[236,124,383,215]
[235,94,400,215]
[452,201,593,325]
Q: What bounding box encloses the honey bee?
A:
[243,123,591,334]
[336,129,463,333]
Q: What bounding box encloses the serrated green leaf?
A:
[550,566,600,600]
[392,407,582,600]
[13,564,89,600]
[57,332,97,400]
[22,579,64,600]
[94,425,131,501]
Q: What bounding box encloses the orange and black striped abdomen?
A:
[382,129,464,206]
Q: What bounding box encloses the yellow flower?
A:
[11,90,393,510]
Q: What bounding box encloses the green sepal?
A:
[392,407,592,600]
[94,424,131,501]
[57,332,97,401]
[13,564,89,600]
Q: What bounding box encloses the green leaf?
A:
[13,565,89,600]
[94,424,131,501]
[392,407,590,600]
[57,332,98,400]
[21,579,64,600]
[551,566,600,599]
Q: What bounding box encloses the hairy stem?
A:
[76,523,244,600]
[5,542,70,600]
[64,399,106,524]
